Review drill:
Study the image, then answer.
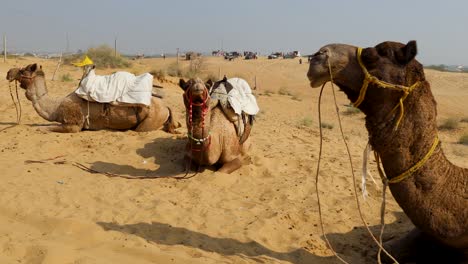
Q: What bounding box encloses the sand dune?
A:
[0,56,466,263]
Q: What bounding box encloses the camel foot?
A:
[217,158,242,174]
[379,228,465,264]
[49,125,81,133]
[183,155,204,173]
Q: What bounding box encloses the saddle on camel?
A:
[179,76,259,174]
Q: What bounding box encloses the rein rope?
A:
[8,80,22,124]
[314,50,400,263]
[318,47,443,263]
[353,47,422,130]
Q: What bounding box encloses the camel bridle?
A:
[353,47,423,129]
[185,84,211,152]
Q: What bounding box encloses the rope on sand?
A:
[23,156,191,180]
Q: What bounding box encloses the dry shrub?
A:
[166,62,183,77]
[278,86,292,96]
[64,45,131,68]
[459,134,468,145]
[298,116,313,127]
[150,69,166,80]
[321,122,334,129]
[439,118,459,130]
[60,73,73,82]
[344,106,361,115]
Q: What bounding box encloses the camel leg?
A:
[183,154,204,173]
[49,124,82,133]
[380,228,464,263]
[217,158,242,174]
[380,228,422,263]
[134,115,160,132]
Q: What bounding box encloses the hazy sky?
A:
[1,0,467,65]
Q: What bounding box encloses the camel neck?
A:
[187,104,212,140]
[27,76,60,122]
[365,82,440,180]
[364,82,468,241]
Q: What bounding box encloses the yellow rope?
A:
[353,47,422,129]
[388,135,439,184]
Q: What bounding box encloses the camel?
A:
[178,78,252,174]
[307,41,467,261]
[6,64,180,133]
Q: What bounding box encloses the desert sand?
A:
[0,56,466,264]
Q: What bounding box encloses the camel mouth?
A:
[308,78,325,88]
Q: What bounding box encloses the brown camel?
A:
[6,64,180,133]
[307,41,467,261]
[178,78,251,174]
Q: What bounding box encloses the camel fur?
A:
[307,41,467,262]
[179,78,252,174]
[6,64,180,133]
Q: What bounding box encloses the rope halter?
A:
[351,47,439,184]
[185,81,211,151]
[353,47,422,129]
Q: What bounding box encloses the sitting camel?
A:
[307,40,467,262]
[178,78,254,174]
[6,64,180,133]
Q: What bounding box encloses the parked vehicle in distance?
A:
[268,52,283,59]
[224,51,242,61]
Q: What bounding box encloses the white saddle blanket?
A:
[210,77,259,115]
[75,69,153,106]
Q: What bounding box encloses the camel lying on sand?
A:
[307,41,467,261]
[178,78,253,174]
[6,64,180,133]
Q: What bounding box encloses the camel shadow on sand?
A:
[97,221,336,264]
[97,211,465,264]
[89,137,196,178]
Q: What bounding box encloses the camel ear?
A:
[30,63,38,72]
[395,40,417,64]
[206,79,213,89]
[179,79,188,91]
[361,47,379,65]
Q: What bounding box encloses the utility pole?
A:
[3,34,6,63]
[114,36,117,57]
[66,32,69,54]
[176,48,179,68]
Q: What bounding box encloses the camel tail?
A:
[239,115,254,145]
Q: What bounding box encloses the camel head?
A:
[179,78,218,109]
[307,41,425,109]
[6,68,21,82]
[7,63,43,90]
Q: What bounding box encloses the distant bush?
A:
[166,63,183,77]
[204,72,218,82]
[425,64,447,72]
[291,93,302,101]
[64,45,131,68]
[263,89,274,96]
[344,106,361,115]
[321,122,334,129]
[278,86,292,96]
[183,58,205,79]
[60,73,73,82]
[461,117,468,123]
[459,134,468,145]
[439,118,459,130]
[298,117,313,127]
[150,69,166,80]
